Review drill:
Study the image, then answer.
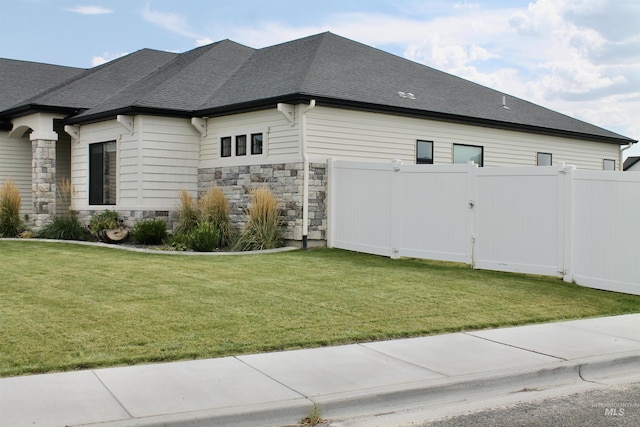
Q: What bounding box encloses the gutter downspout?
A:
[301,99,316,250]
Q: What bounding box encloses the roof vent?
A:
[502,95,510,109]
[398,91,416,100]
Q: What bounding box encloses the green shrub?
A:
[234,187,283,251]
[167,233,189,251]
[0,179,23,237]
[37,214,93,241]
[187,221,220,252]
[89,210,120,240]
[132,219,167,245]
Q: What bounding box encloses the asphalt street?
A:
[419,381,640,427]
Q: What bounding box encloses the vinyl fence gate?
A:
[327,159,640,295]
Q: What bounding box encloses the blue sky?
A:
[2,0,639,159]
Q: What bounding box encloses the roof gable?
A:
[24,49,178,112]
[74,40,255,121]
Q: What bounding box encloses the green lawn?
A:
[2,240,639,377]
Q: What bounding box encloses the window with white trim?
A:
[453,144,483,166]
[89,141,117,205]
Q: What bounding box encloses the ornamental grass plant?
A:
[197,187,234,248]
[0,179,23,237]
[173,187,234,251]
[176,190,199,235]
[234,186,283,251]
[36,214,93,241]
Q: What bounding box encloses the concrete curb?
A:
[319,352,640,427]
[2,238,299,256]
[76,353,640,427]
[76,399,313,427]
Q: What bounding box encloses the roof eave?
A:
[0,104,80,121]
[65,106,194,125]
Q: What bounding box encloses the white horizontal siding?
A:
[0,132,32,217]
[138,116,199,209]
[200,109,300,168]
[306,106,621,170]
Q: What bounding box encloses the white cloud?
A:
[151,0,640,143]
[66,5,112,15]
[141,4,199,39]
[92,52,128,66]
[195,38,213,47]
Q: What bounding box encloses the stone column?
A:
[31,131,58,228]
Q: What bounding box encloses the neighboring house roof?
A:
[0,32,636,145]
[624,156,640,171]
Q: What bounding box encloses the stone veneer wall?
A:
[75,162,327,245]
[31,138,56,228]
[198,162,327,243]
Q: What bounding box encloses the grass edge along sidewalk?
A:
[1,240,639,377]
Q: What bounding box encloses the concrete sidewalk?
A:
[1,314,639,427]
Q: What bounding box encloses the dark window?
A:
[89,141,117,205]
[221,136,231,157]
[537,152,552,166]
[236,135,247,156]
[416,140,434,164]
[251,133,263,155]
[453,144,483,167]
[603,159,616,170]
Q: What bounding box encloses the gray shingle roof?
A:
[0,58,84,112]
[73,40,255,119]
[623,156,640,171]
[0,32,635,144]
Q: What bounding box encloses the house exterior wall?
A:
[200,109,301,168]
[72,116,199,229]
[0,131,32,219]
[304,106,622,169]
[63,104,622,241]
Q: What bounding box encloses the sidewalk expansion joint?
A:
[91,370,135,420]
[234,356,312,400]
[463,332,569,362]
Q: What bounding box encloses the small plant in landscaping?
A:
[37,214,93,241]
[89,210,121,240]
[234,186,283,251]
[0,179,23,237]
[131,219,168,245]
[186,221,220,252]
[166,233,189,251]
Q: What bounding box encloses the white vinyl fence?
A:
[327,159,640,295]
